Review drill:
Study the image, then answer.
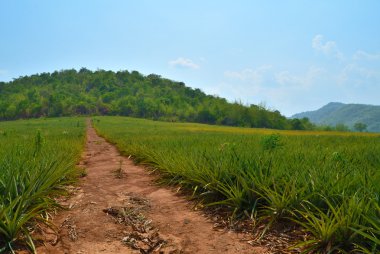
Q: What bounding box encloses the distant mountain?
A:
[292,102,380,132]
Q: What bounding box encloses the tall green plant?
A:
[0,117,85,253]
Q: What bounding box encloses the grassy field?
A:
[93,116,380,253]
[0,117,86,253]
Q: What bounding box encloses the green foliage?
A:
[0,118,85,252]
[93,116,380,253]
[352,202,380,253]
[33,129,44,156]
[354,122,367,132]
[335,123,350,132]
[261,134,283,151]
[0,69,313,130]
[292,196,370,253]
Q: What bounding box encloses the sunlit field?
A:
[0,118,86,253]
[94,116,380,253]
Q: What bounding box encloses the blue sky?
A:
[1,1,379,116]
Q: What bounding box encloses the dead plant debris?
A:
[103,193,182,254]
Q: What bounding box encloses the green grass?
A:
[93,116,380,253]
[0,117,86,253]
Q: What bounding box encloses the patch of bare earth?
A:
[30,124,271,254]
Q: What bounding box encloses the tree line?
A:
[0,68,315,130]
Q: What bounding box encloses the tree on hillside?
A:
[354,122,367,132]
[335,123,350,132]
[290,118,305,130]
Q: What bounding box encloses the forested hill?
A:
[292,102,380,132]
[0,68,310,130]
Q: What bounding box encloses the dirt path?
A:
[35,124,268,254]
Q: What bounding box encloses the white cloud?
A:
[337,64,380,86]
[353,50,380,61]
[169,57,200,69]
[219,65,330,115]
[275,66,324,88]
[224,65,272,84]
[312,34,343,59]
[275,71,299,86]
[0,69,7,75]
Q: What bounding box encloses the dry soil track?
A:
[34,124,268,254]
